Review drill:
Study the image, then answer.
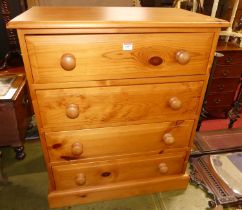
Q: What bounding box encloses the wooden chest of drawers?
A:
[205,47,242,118]
[8,7,228,208]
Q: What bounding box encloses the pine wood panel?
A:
[48,174,189,208]
[26,33,213,83]
[7,7,229,29]
[46,120,193,162]
[36,82,203,131]
[52,152,186,190]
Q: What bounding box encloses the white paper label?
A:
[123,43,133,51]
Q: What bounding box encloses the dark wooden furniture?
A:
[0,0,25,70]
[140,0,174,7]
[0,67,31,160]
[205,44,242,119]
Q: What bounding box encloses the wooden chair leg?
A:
[14,146,26,160]
[0,150,9,184]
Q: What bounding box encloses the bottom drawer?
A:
[53,152,186,190]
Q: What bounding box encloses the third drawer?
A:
[45,120,193,162]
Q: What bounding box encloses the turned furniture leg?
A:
[228,82,241,129]
[13,146,26,160]
[0,150,8,184]
[196,105,208,131]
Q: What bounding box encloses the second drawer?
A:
[52,152,186,190]
[36,82,202,131]
[46,120,193,162]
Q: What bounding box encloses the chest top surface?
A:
[8,7,229,29]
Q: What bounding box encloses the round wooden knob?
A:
[66,104,79,119]
[222,69,230,77]
[75,173,86,186]
[168,97,182,110]
[214,98,221,104]
[225,56,232,64]
[217,84,224,91]
[176,50,190,65]
[159,163,168,174]
[60,53,76,71]
[149,56,163,66]
[163,133,175,145]
[71,142,83,156]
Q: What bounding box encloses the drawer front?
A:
[26,33,213,83]
[217,51,242,65]
[46,120,193,162]
[36,82,203,130]
[213,64,242,78]
[206,92,235,107]
[52,153,186,190]
[208,78,240,93]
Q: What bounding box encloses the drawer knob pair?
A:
[60,53,76,71]
[163,133,175,145]
[60,51,189,70]
[66,104,79,119]
[159,163,168,174]
[75,173,86,186]
[168,97,182,110]
[176,50,190,65]
[71,142,83,156]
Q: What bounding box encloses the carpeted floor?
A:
[200,115,242,131]
[0,140,215,210]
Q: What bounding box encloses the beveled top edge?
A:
[8,7,229,29]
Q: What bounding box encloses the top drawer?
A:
[26,33,213,83]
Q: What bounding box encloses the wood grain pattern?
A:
[7,7,229,29]
[36,82,203,131]
[46,120,193,162]
[26,33,213,83]
[52,152,186,190]
[48,174,189,208]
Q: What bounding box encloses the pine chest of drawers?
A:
[8,7,228,208]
